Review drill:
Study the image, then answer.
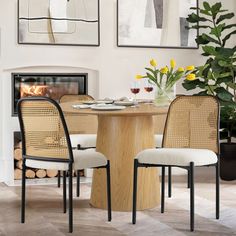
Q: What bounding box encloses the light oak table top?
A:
[60,102,168,116]
[61,101,168,211]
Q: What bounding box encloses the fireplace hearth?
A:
[12,73,88,116]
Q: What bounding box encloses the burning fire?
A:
[20,84,49,97]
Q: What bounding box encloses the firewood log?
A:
[26,169,36,179]
[16,160,23,170]
[14,168,22,180]
[14,149,22,161]
[36,169,47,178]
[46,169,58,178]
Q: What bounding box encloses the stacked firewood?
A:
[14,141,84,180]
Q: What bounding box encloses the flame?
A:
[20,85,49,97]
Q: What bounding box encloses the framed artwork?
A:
[117,0,198,49]
[18,0,100,46]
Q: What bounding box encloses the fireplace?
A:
[12,73,88,116]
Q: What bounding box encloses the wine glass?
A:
[144,79,154,93]
[130,81,140,104]
[144,79,154,103]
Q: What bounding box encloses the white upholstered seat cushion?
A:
[136,148,218,167]
[69,134,97,148]
[26,149,107,171]
[154,134,163,148]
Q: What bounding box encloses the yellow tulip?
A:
[160,66,169,74]
[136,74,143,80]
[186,74,196,81]
[150,59,157,67]
[186,65,195,71]
[178,67,185,72]
[170,59,176,69]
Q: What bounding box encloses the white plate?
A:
[72,104,91,109]
[96,100,114,104]
[91,105,126,111]
[114,101,135,106]
[82,101,96,105]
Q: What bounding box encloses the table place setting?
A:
[72,103,126,111]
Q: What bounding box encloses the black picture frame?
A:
[117,0,199,49]
[17,0,100,47]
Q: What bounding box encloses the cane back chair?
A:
[17,97,111,233]
[58,94,97,195]
[132,95,220,231]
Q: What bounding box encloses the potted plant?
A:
[182,2,236,180]
[136,59,195,107]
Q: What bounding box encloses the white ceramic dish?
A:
[82,101,96,105]
[114,101,135,106]
[91,104,126,111]
[72,104,91,109]
[95,100,114,104]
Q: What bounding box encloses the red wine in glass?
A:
[144,87,154,92]
[131,88,140,94]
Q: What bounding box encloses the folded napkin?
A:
[72,104,91,109]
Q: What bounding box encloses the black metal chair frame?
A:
[18,97,111,233]
[132,160,220,231]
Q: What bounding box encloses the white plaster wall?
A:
[0,0,235,182]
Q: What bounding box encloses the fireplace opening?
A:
[12,73,88,116]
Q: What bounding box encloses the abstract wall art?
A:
[117,0,198,49]
[18,0,100,46]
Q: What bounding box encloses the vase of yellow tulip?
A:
[136,59,195,107]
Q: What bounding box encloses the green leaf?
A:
[211,3,222,19]
[145,67,155,74]
[187,13,209,23]
[216,13,234,24]
[203,2,211,11]
[202,33,221,45]
[210,23,225,38]
[216,47,235,58]
[222,30,236,46]
[228,82,236,90]
[202,46,217,56]
[196,35,210,45]
[222,24,236,31]
[215,87,234,101]
[200,9,212,16]
[218,60,229,67]
[216,76,233,84]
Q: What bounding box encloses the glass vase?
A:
[154,85,175,107]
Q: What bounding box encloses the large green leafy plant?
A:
[182,2,236,143]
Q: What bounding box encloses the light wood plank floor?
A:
[0,167,236,236]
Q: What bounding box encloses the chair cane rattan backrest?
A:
[162,96,220,154]
[17,97,73,162]
[59,94,97,135]
[60,94,94,103]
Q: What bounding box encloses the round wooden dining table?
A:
[60,102,168,212]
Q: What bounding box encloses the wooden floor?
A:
[0,167,236,236]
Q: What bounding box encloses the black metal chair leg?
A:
[216,161,220,219]
[187,169,190,189]
[106,161,112,221]
[21,159,26,223]
[190,162,194,232]
[168,166,172,198]
[68,164,73,233]
[63,171,67,213]
[57,171,61,188]
[76,170,80,197]
[161,166,165,213]
[132,159,138,224]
